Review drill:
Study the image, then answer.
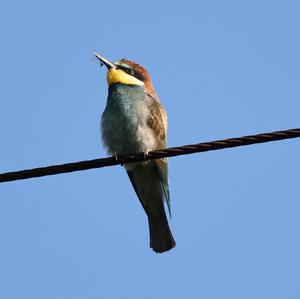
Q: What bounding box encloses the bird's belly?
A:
[101,88,155,154]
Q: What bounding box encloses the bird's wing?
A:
[153,159,171,217]
[146,95,168,147]
[146,96,171,216]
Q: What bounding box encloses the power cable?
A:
[0,128,299,183]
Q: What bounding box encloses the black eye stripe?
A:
[117,65,146,82]
[117,65,132,73]
[133,71,145,82]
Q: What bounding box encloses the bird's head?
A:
[93,53,157,98]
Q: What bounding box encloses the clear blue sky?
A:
[0,1,300,298]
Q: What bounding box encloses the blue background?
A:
[0,1,300,298]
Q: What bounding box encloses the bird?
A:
[94,53,176,253]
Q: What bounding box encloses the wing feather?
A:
[146,96,171,215]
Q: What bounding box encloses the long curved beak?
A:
[93,52,116,69]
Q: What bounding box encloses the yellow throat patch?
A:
[106,69,144,86]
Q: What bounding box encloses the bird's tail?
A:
[126,162,175,253]
[148,212,176,253]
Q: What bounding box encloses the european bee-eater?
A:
[94,53,175,253]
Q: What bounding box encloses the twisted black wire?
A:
[0,128,299,183]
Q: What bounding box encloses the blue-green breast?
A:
[101,83,156,154]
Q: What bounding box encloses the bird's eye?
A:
[125,68,134,76]
[117,65,135,76]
